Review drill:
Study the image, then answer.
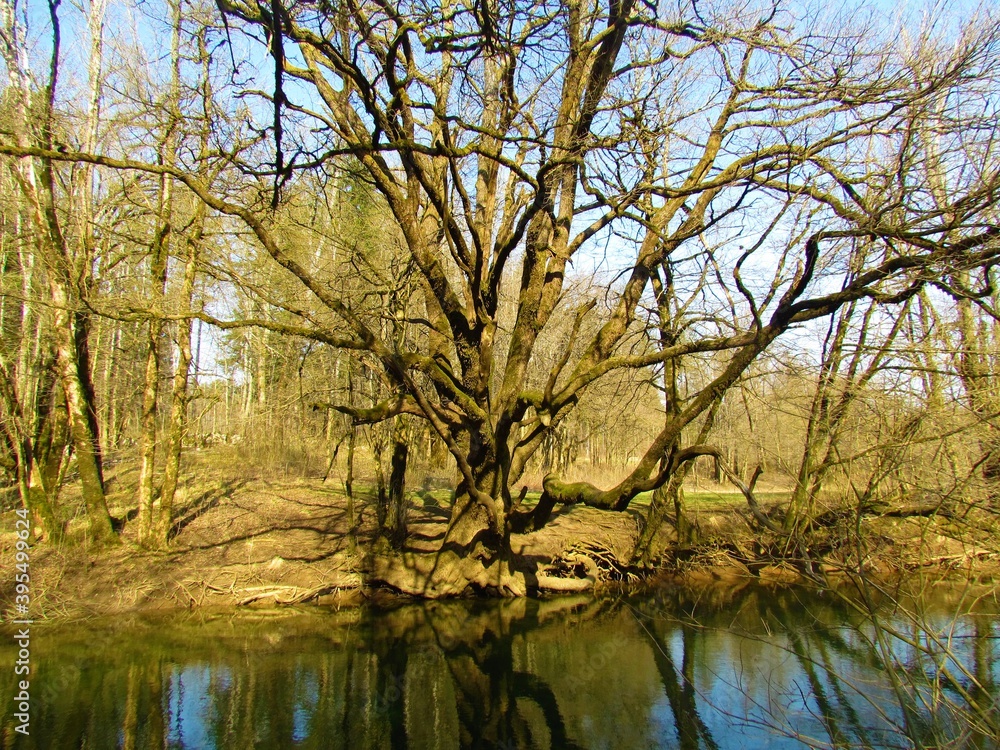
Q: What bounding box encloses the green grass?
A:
[405,488,791,512]
[617,489,790,511]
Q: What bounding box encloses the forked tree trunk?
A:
[55,306,115,544]
[0,217,68,543]
[633,473,687,566]
[138,0,182,546]
[2,0,115,546]
[153,210,200,548]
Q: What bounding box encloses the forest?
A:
[1,0,999,601]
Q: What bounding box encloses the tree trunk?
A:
[955,292,1000,504]
[154,327,190,546]
[154,216,199,547]
[375,441,525,596]
[139,0,184,545]
[57,311,115,544]
[387,419,409,549]
[136,322,160,544]
[137,181,171,543]
[345,421,356,553]
[27,374,69,542]
[2,0,115,545]
[633,473,687,566]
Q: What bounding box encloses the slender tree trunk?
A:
[154,215,199,546]
[636,263,690,558]
[153,335,185,545]
[0,224,66,542]
[136,183,170,544]
[345,423,356,553]
[27,371,68,542]
[100,322,120,451]
[373,432,387,532]
[786,311,850,530]
[138,364,164,533]
[152,16,208,545]
[955,291,1000,502]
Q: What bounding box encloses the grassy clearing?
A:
[405,487,790,513]
[614,490,790,511]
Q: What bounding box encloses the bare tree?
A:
[3,0,999,593]
[0,0,116,544]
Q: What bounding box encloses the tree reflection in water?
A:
[1,586,997,749]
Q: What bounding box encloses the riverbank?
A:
[2,469,998,620]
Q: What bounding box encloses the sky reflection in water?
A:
[1,583,998,749]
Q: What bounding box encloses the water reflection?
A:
[1,585,997,749]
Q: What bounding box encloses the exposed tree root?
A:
[536,570,595,592]
[537,553,599,592]
[535,542,641,592]
[373,547,527,597]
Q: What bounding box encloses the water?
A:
[1,583,998,749]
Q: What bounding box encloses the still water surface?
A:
[1,583,998,749]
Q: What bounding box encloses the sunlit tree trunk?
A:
[0,202,69,541]
[136,176,171,543]
[137,0,182,545]
[1,0,115,544]
[155,214,200,545]
[955,290,1000,503]
[152,21,211,547]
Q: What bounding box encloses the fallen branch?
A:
[910,548,994,568]
[237,583,342,606]
[876,502,954,520]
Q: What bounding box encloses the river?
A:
[1,582,997,748]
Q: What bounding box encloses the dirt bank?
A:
[1,470,998,620]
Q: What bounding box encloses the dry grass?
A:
[1,446,997,618]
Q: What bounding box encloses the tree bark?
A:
[56,305,115,544]
[387,421,409,549]
[154,230,197,546]
[152,15,208,545]
[0,0,115,545]
[136,191,170,544]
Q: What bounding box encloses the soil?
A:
[2,456,998,620]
